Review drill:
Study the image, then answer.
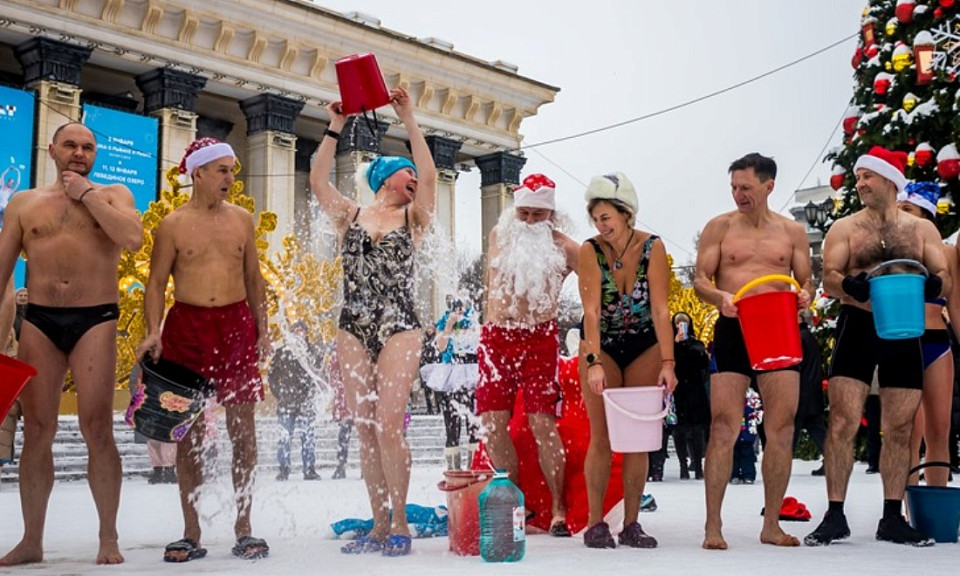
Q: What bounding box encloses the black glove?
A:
[925,275,944,300]
[842,272,870,303]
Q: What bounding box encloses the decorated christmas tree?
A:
[827,0,960,237]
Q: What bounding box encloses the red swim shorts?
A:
[476,320,561,415]
[160,300,263,406]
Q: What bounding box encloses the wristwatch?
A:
[585,353,599,365]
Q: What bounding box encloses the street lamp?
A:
[804,199,833,231]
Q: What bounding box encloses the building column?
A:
[333,116,390,204]
[239,94,305,255]
[14,37,91,187]
[135,68,208,194]
[475,151,527,255]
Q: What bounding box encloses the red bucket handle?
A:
[868,258,928,279]
[732,274,801,303]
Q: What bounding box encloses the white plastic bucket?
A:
[602,387,668,453]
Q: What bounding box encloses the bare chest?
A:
[22,201,105,246]
[720,232,792,267]
[174,219,246,264]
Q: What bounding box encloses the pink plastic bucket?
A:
[602,387,668,453]
[0,355,37,422]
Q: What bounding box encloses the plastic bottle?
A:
[478,469,525,562]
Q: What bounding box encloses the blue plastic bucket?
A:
[906,462,960,543]
[868,259,926,340]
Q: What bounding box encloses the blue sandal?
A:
[382,534,412,557]
[340,535,384,554]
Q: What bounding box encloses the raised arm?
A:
[391,87,437,229]
[63,175,143,252]
[309,102,356,229]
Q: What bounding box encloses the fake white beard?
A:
[490,210,566,315]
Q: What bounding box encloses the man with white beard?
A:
[477,173,580,536]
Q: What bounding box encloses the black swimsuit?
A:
[23,303,120,354]
[338,207,421,359]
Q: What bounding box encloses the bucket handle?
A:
[868,258,928,279]
[603,388,670,422]
[733,274,801,303]
[907,461,952,477]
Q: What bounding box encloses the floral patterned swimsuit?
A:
[587,234,660,370]
[338,207,421,359]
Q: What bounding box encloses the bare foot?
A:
[702,530,728,550]
[96,539,124,565]
[0,541,43,566]
[760,529,800,547]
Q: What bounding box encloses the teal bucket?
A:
[906,462,960,543]
[868,259,926,340]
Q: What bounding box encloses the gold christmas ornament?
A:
[886,18,898,36]
[903,93,918,112]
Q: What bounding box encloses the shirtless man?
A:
[477,173,580,536]
[804,146,949,547]
[0,122,143,566]
[694,153,812,550]
[137,138,272,562]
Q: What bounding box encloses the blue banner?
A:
[82,104,159,214]
[0,85,36,289]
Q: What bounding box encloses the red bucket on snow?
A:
[0,355,37,422]
[335,53,391,115]
[733,275,803,371]
[437,470,493,555]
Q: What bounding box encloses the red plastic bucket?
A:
[734,275,802,371]
[438,470,493,555]
[335,53,391,115]
[0,355,36,422]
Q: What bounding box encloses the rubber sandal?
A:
[232,535,269,560]
[340,535,384,554]
[382,534,412,557]
[163,538,207,563]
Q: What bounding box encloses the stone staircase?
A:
[0,411,452,483]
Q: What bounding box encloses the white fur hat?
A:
[584,172,638,214]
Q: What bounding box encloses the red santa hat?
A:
[853,146,907,192]
[513,173,556,211]
[179,137,236,176]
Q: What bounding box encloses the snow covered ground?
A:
[0,458,956,575]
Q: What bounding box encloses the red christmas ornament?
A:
[941,0,955,8]
[830,172,845,191]
[915,142,935,167]
[874,73,893,95]
[842,108,860,135]
[935,7,944,18]
[866,43,880,59]
[852,47,863,69]
[896,0,917,23]
[937,144,960,180]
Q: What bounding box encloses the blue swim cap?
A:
[366,156,417,193]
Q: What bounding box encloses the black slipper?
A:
[232,535,269,560]
[550,521,572,537]
[163,538,207,563]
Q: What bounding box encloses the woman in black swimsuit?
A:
[309,87,436,557]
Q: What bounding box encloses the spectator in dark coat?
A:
[672,312,711,480]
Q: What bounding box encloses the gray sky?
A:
[316,0,864,265]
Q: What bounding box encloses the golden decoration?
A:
[666,254,718,344]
